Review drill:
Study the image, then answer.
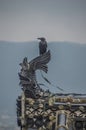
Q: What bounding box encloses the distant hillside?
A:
[0,41,86,126]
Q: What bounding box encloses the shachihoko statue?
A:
[16,38,86,130]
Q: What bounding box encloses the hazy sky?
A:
[0,0,86,43]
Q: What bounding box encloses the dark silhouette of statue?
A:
[18,50,51,98]
[37,37,47,55]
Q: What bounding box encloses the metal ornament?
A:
[16,39,86,130]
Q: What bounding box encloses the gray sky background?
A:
[0,0,86,43]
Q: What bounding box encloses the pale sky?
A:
[0,0,86,43]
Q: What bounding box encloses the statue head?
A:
[20,57,30,71]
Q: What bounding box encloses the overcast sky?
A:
[0,0,86,43]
